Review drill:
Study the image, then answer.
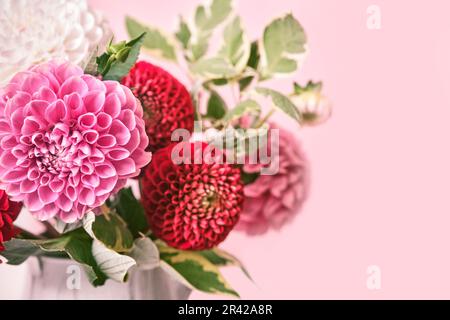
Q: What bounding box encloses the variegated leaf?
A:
[260,14,307,79]
[200,248,253,282]
[130,237,160,270]
[91,240,136,282]
[158,244,239,297]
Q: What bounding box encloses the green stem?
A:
[15,227,44,240]
[254,108,276,128]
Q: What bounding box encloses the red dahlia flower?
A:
[122,61,195,152]
[0,190,22,251]
[141,142,243,250]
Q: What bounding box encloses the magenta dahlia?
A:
[141,142,243,250]
[0,61,151,222]
[0,190,21,251]
[121,61,195,152]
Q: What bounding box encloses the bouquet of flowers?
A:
[0,0,330,297]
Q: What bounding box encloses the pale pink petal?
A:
[20,179,38,193]
[38,185,59,204]
[95,163,116,178]
[114,158,136,176]
[78,113,97,129]
[103,93,121,118]
[58,76,88,98]
[109,119,130,145]
[119,109,136,130]
[79,187,95,206]
[83,90,105,114]
[45,99,67,124]
[56,193,73,212]
[106,148,130,161]
[96,134,116,148]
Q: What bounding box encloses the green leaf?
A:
[126,16,177,61]
[83,34,113,76]
[194,0,232,31]
[211,78,229,86]
[239,76,254,92]
[113,187,149,238]
[206,90,227,119]
[223,99,261,123]
[176,17,191,49]
[91,212,134,253]
[239,41,260,91]
[194,6,208,30]
[4,226,138,286]
[193,16,249,80]
[255,87,301,122]
[191,38,210,61]
[191,57,238,79]
[158,244,239,297]
[35,229,108,286]
[190,0,233,61]
[96,50,112,75]
[129,237,160,270]
[1,239,42,265]
[83,213,137,282]
[261,13,307,78]
[247,41,260,70]
[219,17,250,71]
[200,248,253,282]
[91,239,136,282]
[97,33,145,81]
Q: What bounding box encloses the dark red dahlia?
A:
[141,142,244,250]
[0,190,22,251]
[122,61,195,152]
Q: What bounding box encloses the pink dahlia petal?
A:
[45,99,67,124]
[103,93,121,118]
[0,60,151,222]
[83,90,105,114]
[95,163,116,178]
[0,151,17,168]
[65,92,84,117]
[59,76,88,97]
[110,120,130,145]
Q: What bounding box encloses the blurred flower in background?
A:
[0,0,110,86]
[291,81,332,126]
[237,125,310,235]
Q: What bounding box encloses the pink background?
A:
[3,0,450,299]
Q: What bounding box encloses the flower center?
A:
[29,124,80,175]
[201,187,220,210]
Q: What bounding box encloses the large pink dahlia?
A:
[0,61,151,222]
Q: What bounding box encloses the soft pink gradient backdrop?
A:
[3,0,450,299]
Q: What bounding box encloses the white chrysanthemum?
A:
[0,0,110,86]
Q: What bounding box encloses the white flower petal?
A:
[0,0,111,87]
